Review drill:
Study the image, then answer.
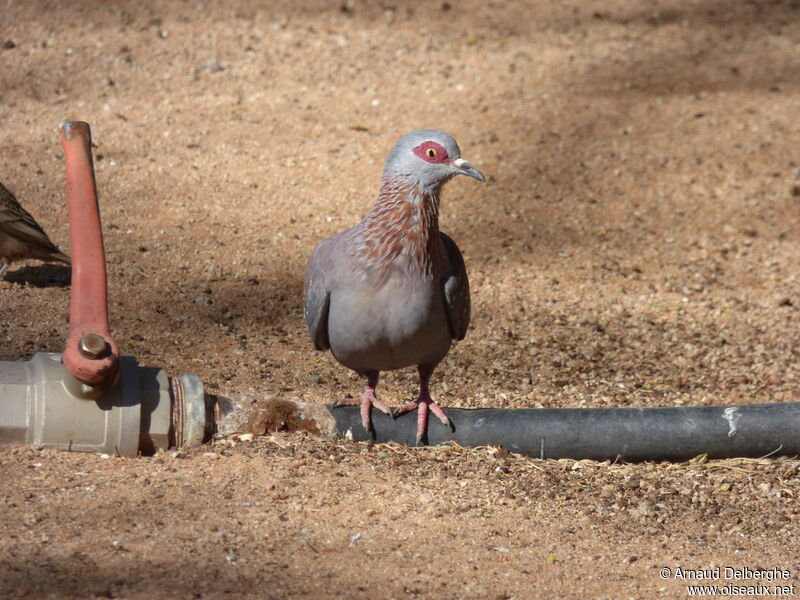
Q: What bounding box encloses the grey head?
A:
[382,129,485,194]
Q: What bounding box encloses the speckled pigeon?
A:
[0,181,70,277]
[304,129,484,444]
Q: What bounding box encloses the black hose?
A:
[328,402,800,461]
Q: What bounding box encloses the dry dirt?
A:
[1,0,800,598]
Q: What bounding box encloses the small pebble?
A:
[199,59,224,72]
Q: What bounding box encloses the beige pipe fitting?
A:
[0,353,211,457]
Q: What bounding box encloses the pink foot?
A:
[331,372,392,436]
[392,367,453,445]
[393,396,453,446]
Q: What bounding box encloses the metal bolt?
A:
[78,333,109,360]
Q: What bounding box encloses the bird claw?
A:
[331,394,357,409]
[425,400,453,433]
[390,401,417,419]
[333,388,388,438]
[416,416,453,446]
[362,418,375,438]
[372,398,394,419]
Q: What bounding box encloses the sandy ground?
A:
[1,0,800,598]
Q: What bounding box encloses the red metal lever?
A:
[60,121,120,388]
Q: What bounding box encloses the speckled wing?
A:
[0,182,69,262]
[303,237,333,351]
[439,232,470,341]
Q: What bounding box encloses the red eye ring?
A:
[413,141,449,164]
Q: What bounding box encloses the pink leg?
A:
[332,371,392,436]
[392,366,453,445]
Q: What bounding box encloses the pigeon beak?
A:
[451,157,486,182]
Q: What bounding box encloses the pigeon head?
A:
[382,129,485,194]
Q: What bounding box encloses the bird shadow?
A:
[3,264,71,288]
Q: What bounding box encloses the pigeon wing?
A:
[303,238,334,351]
[439,231,470,341]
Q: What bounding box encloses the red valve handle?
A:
[60,121,120,387]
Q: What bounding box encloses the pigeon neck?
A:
[355,177,441,278]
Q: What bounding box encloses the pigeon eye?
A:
[413,141,448,163]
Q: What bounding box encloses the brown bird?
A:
[304,130,484,444]
[0,181,70,277]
